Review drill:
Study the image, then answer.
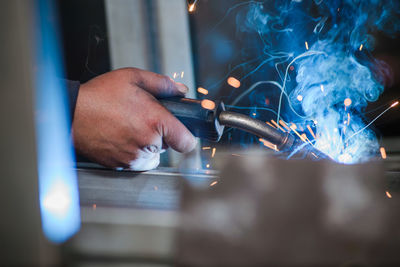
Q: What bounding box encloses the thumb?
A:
[160,112,197,153]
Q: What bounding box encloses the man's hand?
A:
[72,68,197,171]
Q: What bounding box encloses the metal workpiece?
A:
[64,165,219,265]
[177,155,400,266]
[76,165,218,210]
[70,157,400,265]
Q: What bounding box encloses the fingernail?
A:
[176,82,189,94]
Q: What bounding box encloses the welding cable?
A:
[218,111,294,151]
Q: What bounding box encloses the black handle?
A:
[158,97,225,142]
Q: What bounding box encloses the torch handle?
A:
[158,97,225,142]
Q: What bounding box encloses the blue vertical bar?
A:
[34,0,80,243]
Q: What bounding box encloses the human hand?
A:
[72,68,197,171]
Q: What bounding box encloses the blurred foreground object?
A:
[178,151,400,266]
[0,0,59,265]
[35,0,80,243]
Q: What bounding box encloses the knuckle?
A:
[117,67,141,86]
[152,117,167,137]
[160,75,173,92]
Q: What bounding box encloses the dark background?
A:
[57,0,110,83]
[57,0,400,142]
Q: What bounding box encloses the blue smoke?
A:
[231,0,400,163]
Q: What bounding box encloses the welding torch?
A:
[159,97,328,160]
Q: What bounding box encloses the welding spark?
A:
[289,124,303,140]
[279,120,291,131]
[197,87,209,95]
[201,99,216,110]
[359,44,363,51]
[210,181,218,187]
[259,138,278,151]
[202,146,211,150]
[289,123,314,146]
[206,164,210,168]
[320,84,324,92]
[347,113,351,126]
[189,4,195,12]
[271,120,285,132]
[307,125,316,139]
[305,41,309,50]
[346,100,399,142]
[344,98,352,107]
[297,95,303,101]
[173,72,177,79]
[227,76,241,88]
[188,0,198,12]
[380,147,387,159]
[181,71,184,78]
[211,147,216,158]
[386,191,392,199]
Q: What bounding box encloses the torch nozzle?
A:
[218,111,329,160]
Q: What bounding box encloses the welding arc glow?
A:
[218,0,400,163]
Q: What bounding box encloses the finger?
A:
[129,68,189,97]
[159,112,197,153]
